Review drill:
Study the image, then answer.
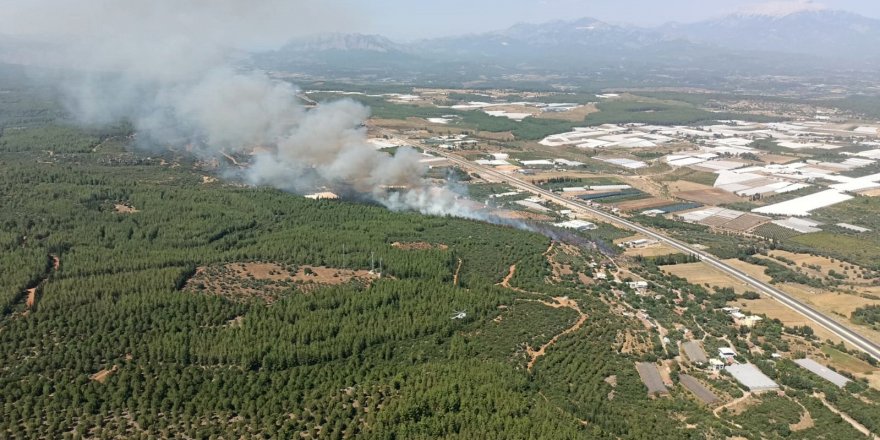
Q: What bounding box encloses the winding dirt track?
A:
[453,258,463,286]
[22,255,58,312]
[500,265,517,288]
[496,256,589,371]
[525,296,588,371]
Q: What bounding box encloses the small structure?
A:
[635,363,669,396]
[709,359,725,372]
[794,358,851,388]
[725,363,779,392]
[305,192,339,200]
[682,341,709,365]
[519,159,555,167]
[627,281,649,292]
[718,347,737,360]
[620,238,656,249]
[836,223,870,233]
[735,315,763,328]
[554,220,598,231]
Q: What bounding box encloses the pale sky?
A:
[334,0,880,40]
[1,0,878,47]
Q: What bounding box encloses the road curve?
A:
[425,145,880,362]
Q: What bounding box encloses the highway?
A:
[423,145,880,362]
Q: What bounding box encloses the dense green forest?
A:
[0,71,689,439]
[1,67,878,439]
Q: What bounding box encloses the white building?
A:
[554,220,598,231]
[718,347,737,360]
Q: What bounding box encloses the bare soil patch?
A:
[476,131,516,142]
[453,258,463,286]
[494,209,554,222]
[675,188,741,205]
[661,262,752,294]
[185,262,377,301]
[735,296,845,345]
[614,197,674,212]
[535,104,599,122]
[25,288,36,309]
[391,242,449,251]
[761,154,799,165]
[546,243,581,282]
[114,203,139,214]
[624,244,681,258]
[789,404,814,432]
[90,365,119,383]
[500,265,517,288]
[665,180,713,193]
[714,392,755,417]
[859,188,880,197]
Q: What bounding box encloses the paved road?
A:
[423,145,880,362]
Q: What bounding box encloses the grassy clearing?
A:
[820,346,875,374]
[585,99,782,126]
[791,233,880,270]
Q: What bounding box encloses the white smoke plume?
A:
[0,0,480,218]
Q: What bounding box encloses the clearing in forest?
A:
[186,262,377,301]
[391,242,449,251]
[90,365,119,383]
[114,203,139,213]
[546,242,580,282]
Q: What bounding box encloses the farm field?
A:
[661,261,753,294]
[675,188,742,205]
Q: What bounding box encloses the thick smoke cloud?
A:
[1,0,480,218]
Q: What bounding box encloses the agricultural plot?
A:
[186,263,377,300]
[753,223,804,241]
[723,214,771,232]
[675,188,742,205]
[635,362,669,395]
[680,375,718,404]
[613,197,674,212]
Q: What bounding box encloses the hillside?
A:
[2,69,880,439]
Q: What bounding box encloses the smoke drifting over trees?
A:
[2,0,475,217]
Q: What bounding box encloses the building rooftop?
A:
[725,363,779,391]
[794,358,851,388]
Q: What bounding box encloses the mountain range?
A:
[256,9,880,76]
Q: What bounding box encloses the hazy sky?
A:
[336,0,880,40]
[1,0,878,46]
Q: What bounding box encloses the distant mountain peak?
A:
[735,0,826,18]
[283,33,403,53]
